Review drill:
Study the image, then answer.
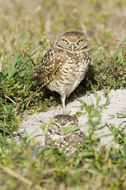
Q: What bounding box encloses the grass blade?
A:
[113,36,126,59]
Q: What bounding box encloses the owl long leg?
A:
[61,95,66,114]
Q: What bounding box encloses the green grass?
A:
[0,0,126,189]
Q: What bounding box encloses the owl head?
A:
[55,31,90,53]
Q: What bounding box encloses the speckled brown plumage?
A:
[45,114,85,154]
[34,31,91,113]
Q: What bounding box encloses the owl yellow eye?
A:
[63,39,69,45]
[77,40,83,44]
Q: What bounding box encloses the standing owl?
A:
[34,31,91,113]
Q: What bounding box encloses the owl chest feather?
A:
[47,51,90,97]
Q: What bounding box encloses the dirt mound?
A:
[16,89,126,148]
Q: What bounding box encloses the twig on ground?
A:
[4,95,16,104]
[0,164,44,190]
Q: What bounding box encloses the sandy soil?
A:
[16,88,126,148]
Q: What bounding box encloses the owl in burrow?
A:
[34,31,91,113]
[45,114,85,154]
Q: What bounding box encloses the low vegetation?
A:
[0,0,126,189]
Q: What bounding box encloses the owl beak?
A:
[71,44,75,51]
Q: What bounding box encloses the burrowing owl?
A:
[34,31,91,113]
[45,114,85,154]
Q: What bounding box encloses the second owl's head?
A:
[55,31,90,53]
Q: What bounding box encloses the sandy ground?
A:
[16,89,126,148]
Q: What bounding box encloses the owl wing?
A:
[33,48,65,87]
